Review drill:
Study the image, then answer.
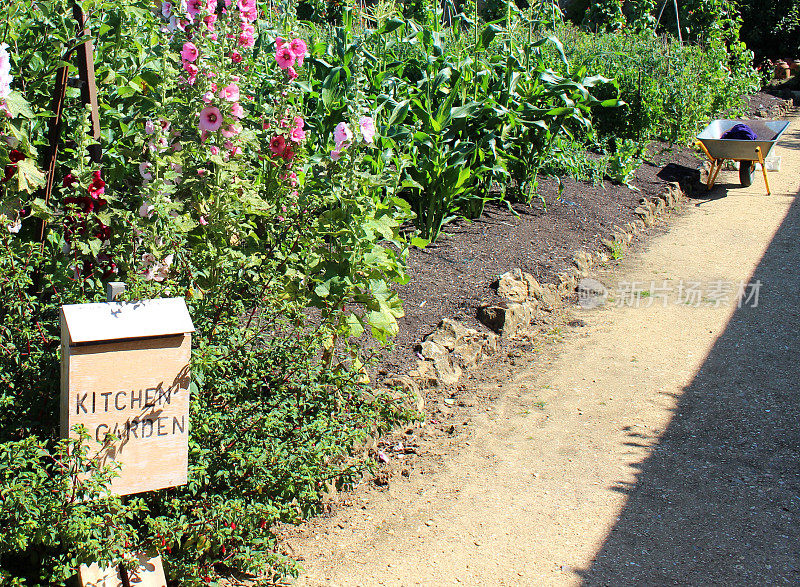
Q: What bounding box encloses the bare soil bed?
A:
[364,91,790,380]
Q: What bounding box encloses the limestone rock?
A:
[479,331,499,355]
[419,339,448,361]
[408,360,438,389]
[538,284,561,311]
[559,272,577,294]
[424,318,469,351]
[496,268,529,302]
[573,251,592,276]
[452,340,483,369]
[522,273,544,301]
[477,301,535,339]
[433,354,462,386]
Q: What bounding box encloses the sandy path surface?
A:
[291,114,800,586]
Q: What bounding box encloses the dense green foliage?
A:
[739,0,800,59]
[1,1,415,583]
[559,25,759,143]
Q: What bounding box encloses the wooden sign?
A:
[61,298,194,496]
[79,553,167,587]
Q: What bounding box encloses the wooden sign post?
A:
[60,298,194,495]
[78,552,167,587]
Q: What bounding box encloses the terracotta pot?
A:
[775,61,791,79]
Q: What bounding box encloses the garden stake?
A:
[39,4,102,243]
[756,146,771,195]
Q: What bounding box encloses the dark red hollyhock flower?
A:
[8,150,25,163]
[62,174,78,188]
[94,223,112,241]
[282,146,295,162]
[1,165,15,183]
[64,195,94,214]
[98,253,118,279]
[88,170,105,198]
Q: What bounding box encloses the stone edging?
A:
[375,181,687,413]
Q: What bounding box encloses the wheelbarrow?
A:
[696,119,791,195]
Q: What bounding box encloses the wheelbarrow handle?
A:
[696,140,714,163]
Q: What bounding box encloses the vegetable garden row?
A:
[0,0,759,583]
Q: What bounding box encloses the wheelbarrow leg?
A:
[756,146,771,195]
[708,159,723,190]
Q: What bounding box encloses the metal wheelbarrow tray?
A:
[696,119,791,195]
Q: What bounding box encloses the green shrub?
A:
[0,2,416,583]
[556,25,759,143]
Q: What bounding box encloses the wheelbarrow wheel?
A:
[739,161,755,187]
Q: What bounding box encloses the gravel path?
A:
[289,113,800,586]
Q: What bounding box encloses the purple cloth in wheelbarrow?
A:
[721,123,758,140]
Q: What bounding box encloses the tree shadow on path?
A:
[578,192,800,585]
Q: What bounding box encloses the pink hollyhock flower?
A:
[199,215,208,225]
[359,116,376,144]
[239,23,256,47]
[139,162,153,180]
[198,106,223,132]
[187,0,204,17]
[172,141,183,152]
[238,0,257,21]
[145,120,156,134]
[181,42,199,62]
[161,2,173,18]
[202,90,214,103]
[293,116,305,130]
[290,38,307,66]
[219,83,240,102]
[331,149,342,161]
[275,46,295,69]
[204,13,216,30]
[269,135,286,156]
[210,145,219,155]
[287,66,298,80]
[221,123,242,138]
[276,37,286,49]
[139,201,154,218]
[160,119,171,132]
[230,50,242,63]
[231,102,245,118]
[333,122,352,147]
[184,62,199,86]
[290,126,305,143]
